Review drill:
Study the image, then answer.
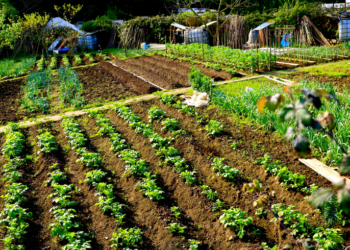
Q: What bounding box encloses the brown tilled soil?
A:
[97,61,161,94]
[76,63,150,105]
[0,62,160,124]
[281,71,350,90]
[0,79,29,125]
[152,54,233,81]
[1,97,349,249]
[122,98,350,247]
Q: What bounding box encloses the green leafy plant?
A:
[219,207,252,239]
[148,106,167,122]
[211,157,239,180]
[213,199,225,212]
[205,120,225,136]
[165,223,186,234]
[135,173,165,201]
[171,206,181,219]
[201,185,218,201]
[110,228,143,249]
[160,93,176,104]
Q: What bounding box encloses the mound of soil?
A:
[153,54,233,81]
[98,61,161,94]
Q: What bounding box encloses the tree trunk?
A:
[216,0,223,47]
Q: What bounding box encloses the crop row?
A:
[36,53,109,71]
[0,123,32,250]
[20,69,52,113]
[155,94,347,248]
[166,43,276,73]
[36,128,91,249]
[61,118,142,249]
[87,110,211,248]
[112,103,255,240]
[57,67,85,108]
[162,53,236,75]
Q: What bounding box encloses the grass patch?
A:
[301,61,350,78]
[214,77,276,97]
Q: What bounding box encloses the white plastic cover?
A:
[182,91,210,107]
[45,17,85,34]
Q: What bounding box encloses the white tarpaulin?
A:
[45,17,87,34]
[46,17,98,52]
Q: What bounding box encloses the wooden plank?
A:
[302,16,331,46]
[214,75,265,86]
[264,76,292,86]
[276,61,300,66]
[0,87,192,134]
[299,159,350,184]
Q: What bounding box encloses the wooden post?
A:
[250,45,254,74]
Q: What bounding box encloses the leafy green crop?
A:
[110,228,143,249]
[148,106,167,122]
[219,207,253,239]
[211,157,239,180]
[37,129,58,154]
[205,120,225,136]
[165,223,186,234]
[136,173,165,201]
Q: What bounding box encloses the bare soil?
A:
[0,79,29,125]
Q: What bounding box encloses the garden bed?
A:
[1,94,348,249]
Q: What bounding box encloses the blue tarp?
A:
[281,33,293,47]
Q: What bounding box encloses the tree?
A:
[174,0,252,46]
[0,7,21,50]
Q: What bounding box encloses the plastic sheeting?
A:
[182,91,210,107]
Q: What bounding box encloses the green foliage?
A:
[313,228,343,250]
[213,199,225,212]
[201,185,218,201]
[171,206,181,219]
[188,239,201,250]
[160,93,176,104]
[74,55,82,65]
[148,106,167,122]
[110,228,143,249]
[0,57,35,78]
[0,9,21,49]
[20,69,52,113]
[188,66,213,95]
[37,129,58,154]
[254,154,311,192]
[135,173,165,201]
[219,207,252,239]
[82,15,113,32]
[205,120,225,136]
[165,223,186,234]
[57,66,85,108]
[211,157,239,180]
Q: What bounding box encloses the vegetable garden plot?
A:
[113,98,349,248]
[166,44,276,74]
[0,97,349,249]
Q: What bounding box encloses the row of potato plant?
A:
[113,103,252,239]
[0,123,32,249]
[157,94,344,247]
[262,203,344,250]
[37,128,91,249]
[86,110,204,249]
[61,118,142,249]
